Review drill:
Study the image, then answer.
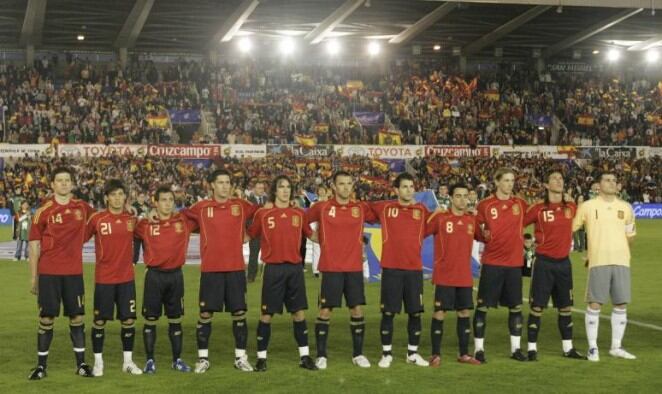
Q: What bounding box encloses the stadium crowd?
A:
[1,59,660,146]
[1,151,659,214]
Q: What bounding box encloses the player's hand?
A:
[564,191,575,203]
[147,209,159,223]
[482,229,491,242]
[243,234,251,244]
[30,276,38,295]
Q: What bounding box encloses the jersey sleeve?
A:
[361,201,378,223]
[134,219,148,240]
[181,204,200,224]
[84,213,99,242]
[301,210,314,238]
[185,216,199,233]
[523,203,540,226]
[625,203,636,237]
[247,209,263,239]
[242,200,258,220]
[28,206,49,242]
[366,201,383,224]
[425,212,440,236]
[304,202,322,225]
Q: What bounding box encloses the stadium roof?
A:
[1,0,661,59]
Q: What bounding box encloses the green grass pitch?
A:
[1,221,661,393]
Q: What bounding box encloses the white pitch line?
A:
[471,287,662,332]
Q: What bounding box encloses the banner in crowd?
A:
[59,144,147,157]
[492,145,566,159]
[426,145,491,158]
[169,109,201,124]
[547,62,597,73]
[0,208,12,226]
[334,145,425,159]
[0,144,55,158]
[353,112,385,127]
[147,144,221,159]
[146,114,169,128]
[633,204,662,219]
[377,130,402,145]
[221,144,267,159]
[576,147,636,160]
[526,114,553,128]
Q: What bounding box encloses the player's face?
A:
[275,179,292,204]
[395,180,415,203]
[51,173,73,197]
[21,202,29,212]
[333,175,354,201]
[211,175,232,200]
[156,192,175,216]
[495,173,515,195]
[468,190,478,202]
[599,175,618,196]
[106,189,126,211]
[545,172,564,194]
[137,193,146,203]
[255,183,265,196]
[591,183,600,193]
[524,239,533,248]
[317,188,327,200]
[451,188,469,211]
[439,185,448,197]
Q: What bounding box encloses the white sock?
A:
[585,307,600,349]
[198,349,209,359]
[123,351,132,364]
[562,340,573,353]
[235,349,246,358]
[298,346,309,357]
[611,308,627,350]
[528,342,537,352]
[510,336,521,353]
[407,344,418,353]
[94,353,103,365]
[257,350,267,359]
[474,338,484,352]
[382,344,392,353]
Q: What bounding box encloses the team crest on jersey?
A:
[564,208,573,219]
[412,209,421,220]
[467,223,474,234]
[65,209,71,214]
[174,222,183,233]
[231,205,240,216]
[351,207,360,218]
[127,220,135,232]
[512,204,520,215]
[618,210,624,219]
[292,215,300,227]
[74,209,83,220]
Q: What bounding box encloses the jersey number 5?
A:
[267,217,276,229]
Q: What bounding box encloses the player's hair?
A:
[493,167,515,181]
[50,166,74,182]
[332,171,352,184]
[155,185,175,201]
[207,169,233,184]
[393,173,415,188]
[104,179,126,196]
[524,233,533,240]
[597,170,618,182]
[449,183,469,196]
[269,175,293,202]
[544,169,568,207]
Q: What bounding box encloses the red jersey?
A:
[524,201,576,259]
[426,211,476,287]
[305,199,377,272]
[370,200,429,271]
[475,195,527,267]
[29,197,95,275]
[247,207,312,264]
[86,210,136,284]
[135,213,197,270]
[183,198,257,272]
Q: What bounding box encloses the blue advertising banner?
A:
[353,112,385,127]
[633,203,662,219]
[169,109,201,124]
[0,208,13,226]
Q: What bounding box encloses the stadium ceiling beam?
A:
[208,0,259,46]
[19,0,47,46]
[424,0,662,9]
[544,8,643,57]
[305,0,365,44]
[388,2,456,45]
[628,34,662,51]
[114,0,154,48]
[461,5,551,56]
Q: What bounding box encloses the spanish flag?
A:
[484,90,500,101]
[146,114,169,128]
[378,130,402,145]
[295,135,316,147]
[371,159,389,172]
[577,114,595,126]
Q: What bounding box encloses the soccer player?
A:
[28,166,96,380]
[247,175,318,372]
[135,185,197,373]
[523,171,584,361]
[182,169,257,373]
[86,180,143,376]
[370,173,430,368]
[305,172,376,369]
[572,171,637,362]
[426,184,481,366]
[473,167,528,363]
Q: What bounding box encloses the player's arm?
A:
[302,212,315,240]
[304,203,321,243]
[134,219,147,240]
[246,209,263,240]
[364,201,381,224]
[425,212,440,237]
[625,205,636,244]
[523,203,539,227]
[572,202,586,232]
[474,202,490,242]
[28,209,47,295]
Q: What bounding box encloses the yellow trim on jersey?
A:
[32,201,53,224]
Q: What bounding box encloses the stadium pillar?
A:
[118,47,128,69]
[25,44,34,66]
[459,56,467,74]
